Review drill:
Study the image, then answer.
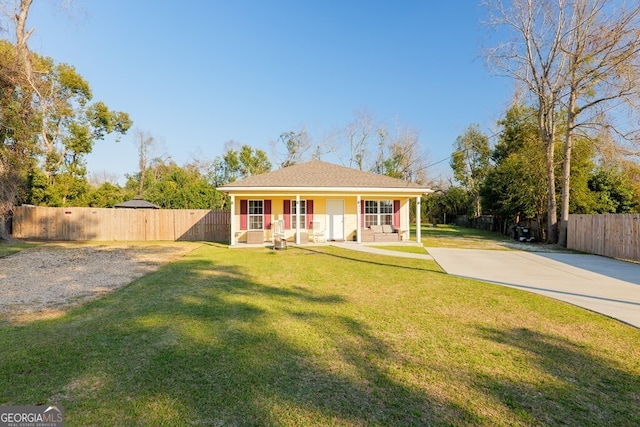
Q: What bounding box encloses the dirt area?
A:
[0,242,202,324]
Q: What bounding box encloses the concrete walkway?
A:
[427,248,640,328]
[330,242,433,260]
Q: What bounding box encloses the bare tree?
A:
[311,129,338,161]
[450,124,492,216]
[89,170,120,187]
[12,0,33,81]
[556,0,640,245]
[485,0,570,243]
[374,123,429,184]
[272,128,312,168]
[2,0,75,82]
[133,129,155,196]
[485,0,640,244]
[340,109,377,170]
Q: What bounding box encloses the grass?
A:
[0,241,36,257]
[419,224,514,249]
[369,245,428,255]
[418,224,559,251]
[1,243,639,426]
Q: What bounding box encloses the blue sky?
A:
[25,1,512,184]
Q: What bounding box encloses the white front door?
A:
[326,199,344,241]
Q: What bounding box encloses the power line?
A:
[426,156,451,168]
[415,156,452,173]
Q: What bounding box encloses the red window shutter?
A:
[307,200,314,228]
[283,200,291,229]
[264,200,272,229]
[393,200,401,227]
[361,200,366,228]
[240,200,248,230]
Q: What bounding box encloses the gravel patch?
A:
[0,242,201,324]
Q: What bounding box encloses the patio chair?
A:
[312,221,326,243]
[272,220,286,248]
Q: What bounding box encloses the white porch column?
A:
[295,195,301,245]
[405,198,411,241]
[229,195,236,246]
[416,196,422,243]
[356,195,361,243]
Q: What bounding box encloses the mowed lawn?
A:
[419,224,525,250]
[1,243,639,426]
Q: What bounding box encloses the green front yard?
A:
[1,243,638,426]
[0,241,35,257]
[419,224,521,249]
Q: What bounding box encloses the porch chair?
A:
[312,221,326,243]
[272,220,286,248]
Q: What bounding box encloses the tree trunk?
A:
[558,147,571,247]
[558,90,577,247]
[540,100,558,244]
[15,0,35,84]
[0,217,10,241]
[545,139,558,243]
[1,0,35,219]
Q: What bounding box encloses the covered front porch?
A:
[227,193,426,246]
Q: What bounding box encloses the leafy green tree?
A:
[87,182,130,208]
[207,144,271,209]
[451,124,491,216]
[481,103,638,240]
[33,58,132,185]
[425,186,473,224]
[24,169,52,206]
[481,107,548,227]
[127,160,219,209]
[0,39,131,210]
[210,144,271,185]
[620,161,640,212]
[587,168,637,214]
[238,144,271,176]
[0,40,39,221]
[564,136,596,215]
[25,167,89,207]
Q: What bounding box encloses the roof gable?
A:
[217,160,429,191]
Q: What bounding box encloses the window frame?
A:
[248,199,264,230]
[364,199,393,227]
[291,199,307,229]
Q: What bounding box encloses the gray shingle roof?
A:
[114,199,160,209]
[217,160,429,191]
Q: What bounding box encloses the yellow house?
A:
[217,160,432,246]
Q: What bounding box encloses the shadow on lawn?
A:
[301,246,445,274]
[474,326,640,426]
[0,246,473,426]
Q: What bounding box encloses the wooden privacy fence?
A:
[567,214,640,262]
[12,205,230,242]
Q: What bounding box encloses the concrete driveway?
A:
[427,248,640,328]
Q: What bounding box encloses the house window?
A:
[248,200,263,230]
[291,200,306,229]
[364,200,393,227]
